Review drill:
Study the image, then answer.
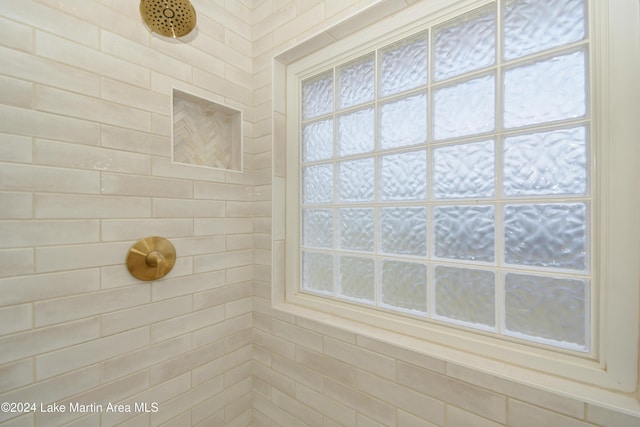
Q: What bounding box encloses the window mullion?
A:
[373,48,380,310]
[495,0,505,336]
[332,67,338,299]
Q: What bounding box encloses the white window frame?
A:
[272,0,640,399]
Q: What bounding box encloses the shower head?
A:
[139,0,196,38]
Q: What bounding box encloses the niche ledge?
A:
[171,88,243,172]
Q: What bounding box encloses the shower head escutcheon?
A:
[140,0,196,38]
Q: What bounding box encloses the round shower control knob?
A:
[126,236,177,281]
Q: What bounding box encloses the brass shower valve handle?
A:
[126,236,176,281]
[145,249,166,276]
[145,250,165,267]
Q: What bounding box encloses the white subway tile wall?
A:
[0,1,638,427]
[0,0,254,425]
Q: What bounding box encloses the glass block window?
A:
[299,0,590,352]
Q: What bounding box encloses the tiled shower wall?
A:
[0,0,255,425]
[0,1,638,427]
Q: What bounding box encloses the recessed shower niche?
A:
[171,88,242,171]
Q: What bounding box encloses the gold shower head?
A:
[139,0,196,38]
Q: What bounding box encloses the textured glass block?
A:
[338,256,375,303]
[433,140,495,199]
[338,158,374,203]
[338,54,375,109]
[302,209,333,248]
[504,0,586,61]
[433,74,495,140]
[338,208,375,252]
[302,119,333,162]
[381,261,427,314]
[302,71,333,120]
[379,33,428,97]
[505,273,588,350]
[302,164,333,204]
[379,94,427,149]
[434,5,496,81]
[381,207,427,256]
[434,266,496,328]
[302,251,333,294]
[381,150,427,201]
[338,108,375,157]
[434,205,495,262]
[503,126,587,196]
[503,50,586,129]
[504,203,587,270]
